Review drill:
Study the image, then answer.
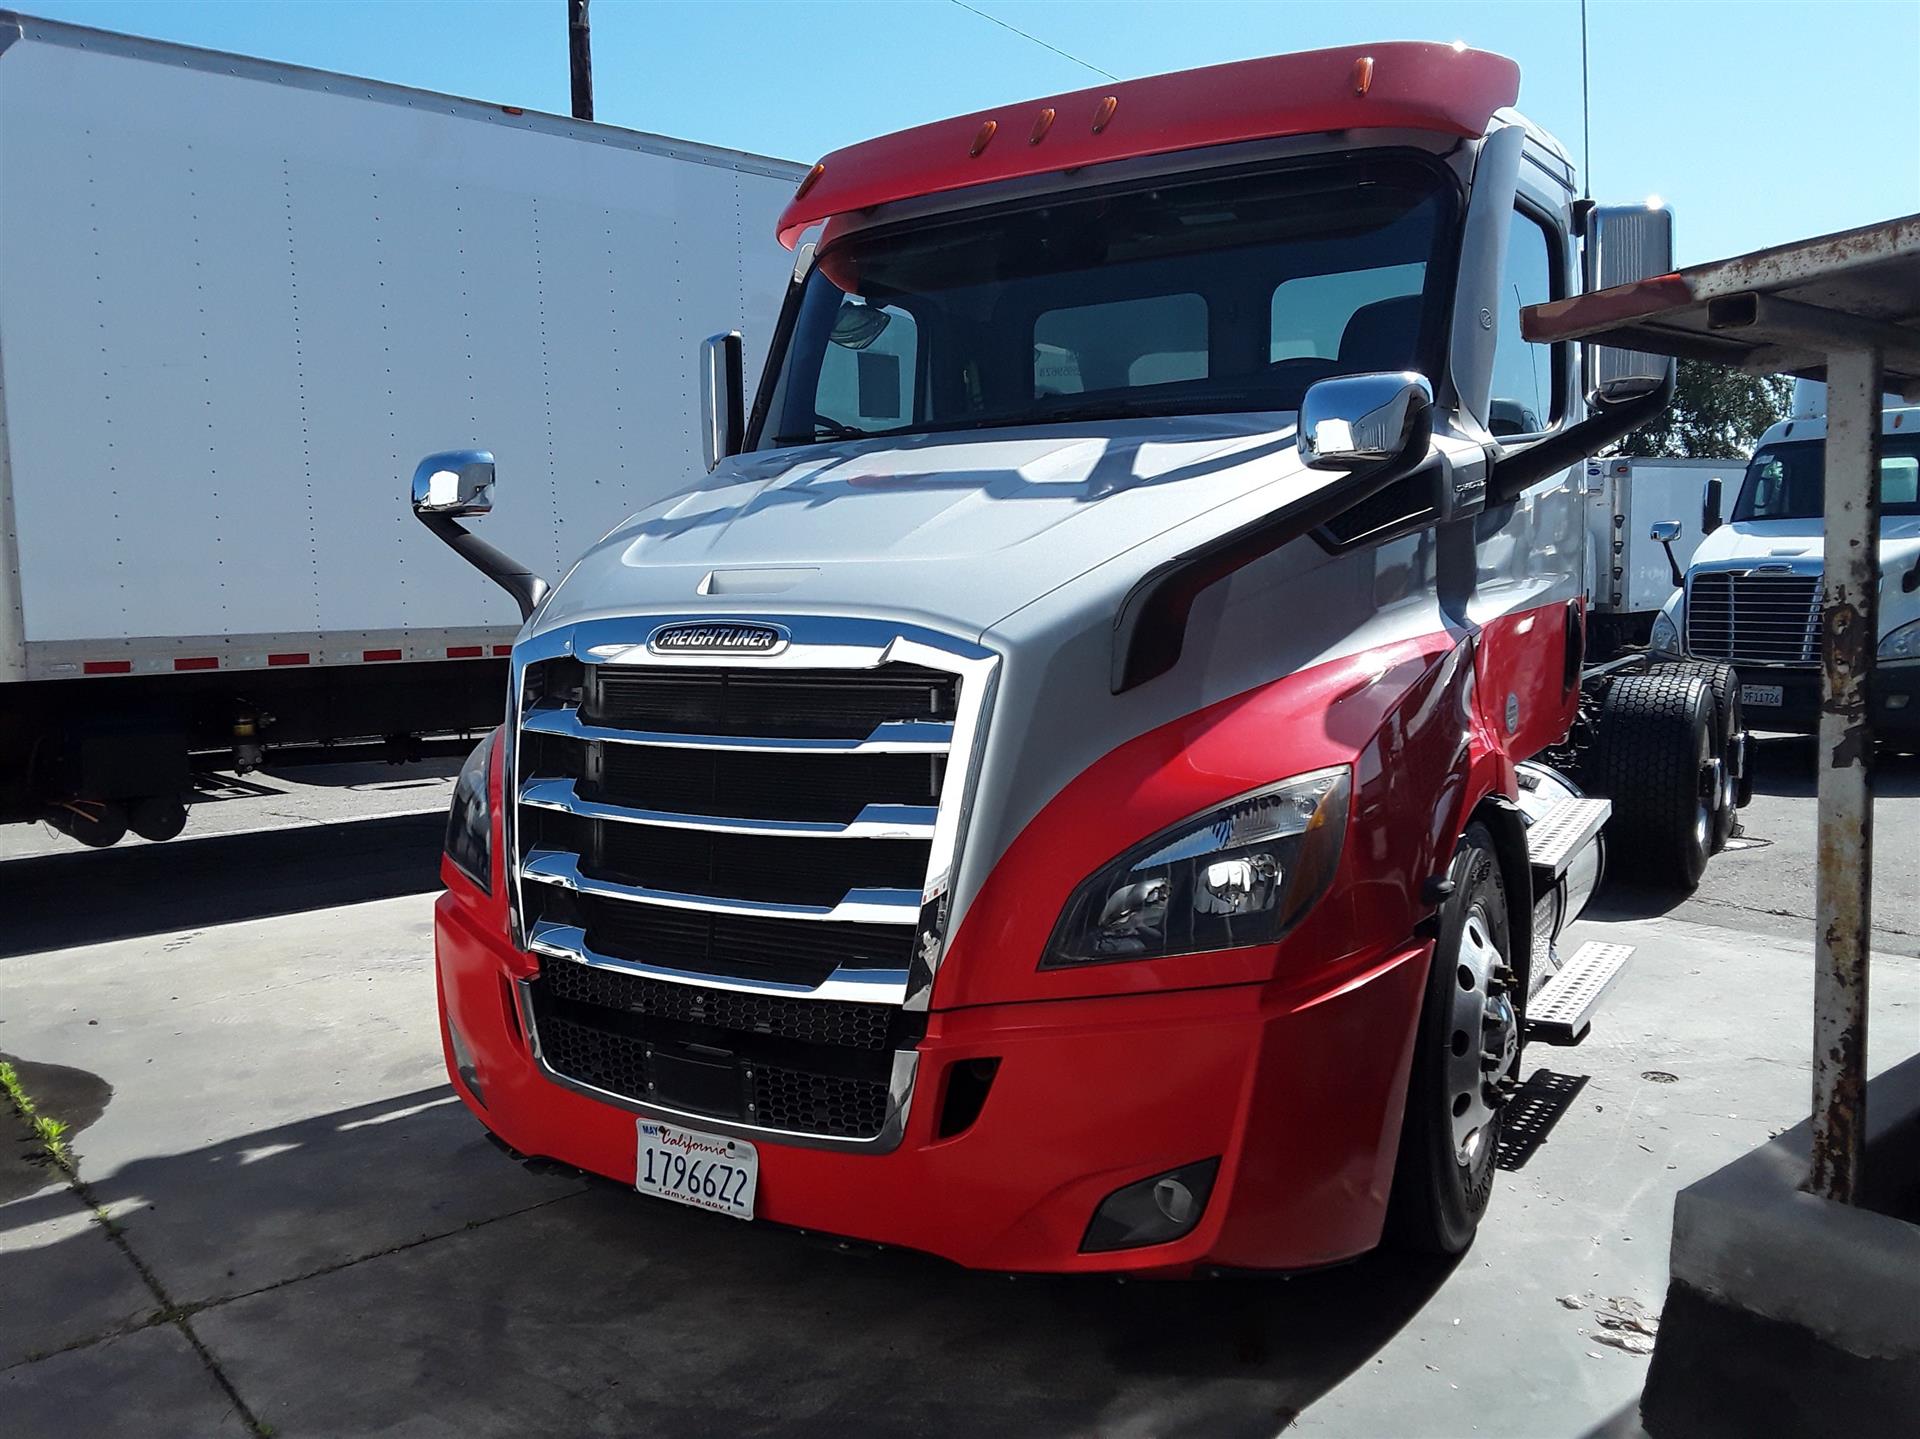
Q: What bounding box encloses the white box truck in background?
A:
[0,13,803,844]
[1582,455,1742,655]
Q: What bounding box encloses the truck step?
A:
[1527,796,1612,884]
[1525,940,1635,1046]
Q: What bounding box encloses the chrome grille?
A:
[1687,571,1820,667]
[506,619,994,1148]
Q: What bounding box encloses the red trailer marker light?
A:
[268,652,310,666]
[447,644,483,658]
[174,656,218,671]
[83,659,131,675]
[364,648,403,662]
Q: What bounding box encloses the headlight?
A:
[1878,619,1920,664]
[1650,608,1681,654]
[1043,766,1350,967]
[446,730,497,891]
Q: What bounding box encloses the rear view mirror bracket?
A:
[1482,368,1676,508]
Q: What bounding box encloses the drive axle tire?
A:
[1585,670,1718,890]
[128,794,188,843]
[49,801,128,849]
[1388,822,1517,1257]
[1671,660,1743,852]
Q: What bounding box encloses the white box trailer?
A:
[1582,454,1742,655]
[0,13,803,842]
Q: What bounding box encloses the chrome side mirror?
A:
[1298,372,1434,471]
[1649,520,1682,543]
[410,450,495,517]
[699,331,745,471]
[1585,203,1678,405]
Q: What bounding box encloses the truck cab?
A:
[423,44,1724,1274]
[1654,382,1920,737]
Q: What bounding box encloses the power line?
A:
[947,0,1118,82]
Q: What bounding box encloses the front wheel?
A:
[1388,822,1518,1256]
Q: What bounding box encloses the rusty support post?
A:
[1807,343,1882,1203]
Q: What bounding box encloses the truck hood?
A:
[531,416,1309,639]
[1693,518,1920,576]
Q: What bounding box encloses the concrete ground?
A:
[1,735,1915,1437]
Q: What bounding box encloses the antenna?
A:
[1580,0,1592,199]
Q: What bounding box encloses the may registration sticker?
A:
[635,1119,758,1220]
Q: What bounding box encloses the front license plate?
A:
[1741,684,1784,708]
[636,1119,757,1220]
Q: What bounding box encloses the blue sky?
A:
[20,0,1920,266]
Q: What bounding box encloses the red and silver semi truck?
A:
[421,44,1746,1273]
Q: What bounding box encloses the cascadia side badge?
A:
[646,621,789,656]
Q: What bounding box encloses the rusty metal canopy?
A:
[1523,213,1920,398]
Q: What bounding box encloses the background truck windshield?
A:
[1734,434,1920,521]
[751,158,1453,449]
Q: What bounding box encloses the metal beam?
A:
[1707,293,1920,378]
[1807,343,1882,1204]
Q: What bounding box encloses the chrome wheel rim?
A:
[1445,906,1515,1168]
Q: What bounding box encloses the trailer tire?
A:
[1670,660,1742,851]
[1387,822,1516,1256]
[1586,671,1718,889]
[128,794,188,843]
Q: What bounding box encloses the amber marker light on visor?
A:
[794,162,825,200]
[1351,55,1375,96]
[1091,94,1118,134]
[1029,107,1056,145]
[969,119,998,157]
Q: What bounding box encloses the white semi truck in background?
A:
[1582,455,1741,656]
[0,13,803,845]
[1653,380,1920,738]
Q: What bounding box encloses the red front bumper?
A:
[437,892,1431,1275]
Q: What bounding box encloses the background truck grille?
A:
[514,648,972,1140]
[1687,571,1821,666]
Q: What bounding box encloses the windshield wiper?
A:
[773,418,875,445]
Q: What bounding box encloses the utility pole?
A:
[568,0,593,122]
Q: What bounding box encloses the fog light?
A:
[446,1014,486,1109]
[1081,1158,1219,1253]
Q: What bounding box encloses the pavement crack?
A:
[0,1062,270,1437]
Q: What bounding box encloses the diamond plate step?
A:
[1526,940,1635,1045]
[1527,796,1612,883]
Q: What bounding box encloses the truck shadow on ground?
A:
[0,813,444,959]
[0,1080,1459,1436]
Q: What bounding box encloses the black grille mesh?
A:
[587,664,957,738]
[579,894,914,985]
[591,746,944,824]
[543,956,893,1051]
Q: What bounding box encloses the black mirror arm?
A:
[1659,536,1685,589]
[1483,369,1676,508]
[416,511,550,622]
[1110,407,1434,694]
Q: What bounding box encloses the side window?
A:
[1488,208,1560,437]
[815,300,918,433]
[1033,294,1207,397]
[1269,262,1427,366]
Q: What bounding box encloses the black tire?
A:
[128,794,188,843]
[1585,670,1717,890]
[49,801,128,848]
[1388,822,1516,1256]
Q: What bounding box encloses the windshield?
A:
[1733,434,1920,521]
[750,157,1455,450]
